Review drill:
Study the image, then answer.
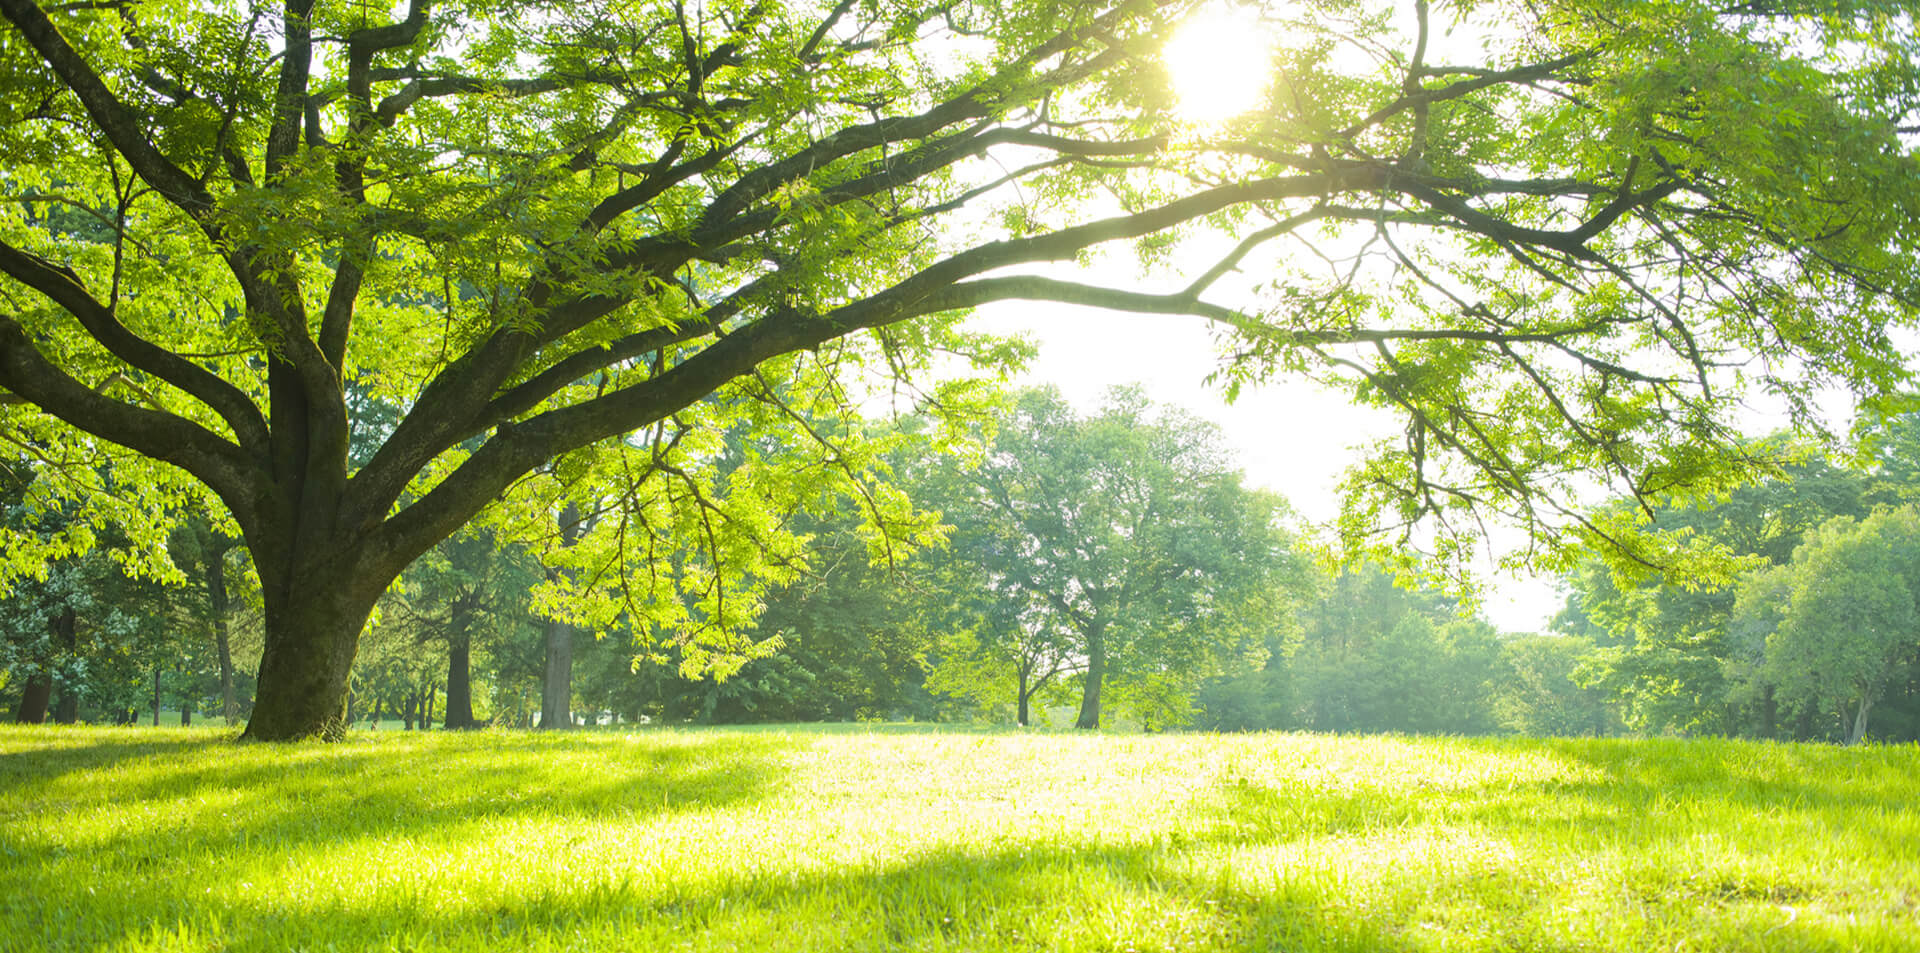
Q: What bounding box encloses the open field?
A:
[1,726,1915,952]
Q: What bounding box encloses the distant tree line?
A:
[7,388,1918,743]
[1554,410,1920,745]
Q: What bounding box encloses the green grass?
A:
[1,726,1915,952]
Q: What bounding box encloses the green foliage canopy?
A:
[926,387,1303,729]
[1742,506,1920,744]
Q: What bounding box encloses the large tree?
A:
[2,0,1917,739]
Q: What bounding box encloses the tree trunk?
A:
[540,617,575,730]
[443,619,479,730]
[14,673,52,724]
[1847,694,1874,746]
[1017,680,1032,728]
[1074,626,1106,730]
[205,544,238,723]
[52,690,78,724]
[539,503,586,730]
[240,572,384,741]
[151,666,162,726]
[181,698,192,726]
[49,608,79,724]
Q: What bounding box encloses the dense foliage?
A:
[1561,417,1920,744]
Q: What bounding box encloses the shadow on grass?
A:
[4,730,1915,952]
[32,822,1894,953]
[0,728,237,787]
[1534,735,1920,809]
[0,730,789,897]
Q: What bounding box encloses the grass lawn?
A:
[1,725,1915,952]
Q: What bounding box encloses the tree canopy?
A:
[2,0,1917,739]
[924,387,1301,728]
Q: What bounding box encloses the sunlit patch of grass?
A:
[2,725,1916,951]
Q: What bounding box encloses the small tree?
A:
[931,388,1300,729]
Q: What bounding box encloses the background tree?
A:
[536,503,589,730]
[1196,562,1522,735]
[1,455,185,723]
[1561,455,1874,735]
[3,0,1917,740]
[170,514,249,722]
[385,528,543,729]
[1743,508,1920,745]
[1290,565,1502,734]
[931,387,1300,729]
[1491,634,1621,737]
[625,500,943,725]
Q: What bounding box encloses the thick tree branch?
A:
[0,314,262,523]
[0,238,269,449]
[351,37,1146,520]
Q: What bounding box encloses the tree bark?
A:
[49,608,79,724]
[14,673,52,724]
[1075,625,1105,730]
[1016,672,1032,728]
[52,690,79,724]
[442,615,480,730]
[540,617,574,730]
[539,503,586,730]
[1848,694,1874,746]
[151,665,161,726]
[240,576,383,741]
[181,697,192,726]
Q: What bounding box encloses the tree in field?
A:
[1,458,185,723]
[1739,508,1920,745]
[925,609,1080,728]
[696,505,941,724]
[1491,634,1620,737]
[1196,562,1512,735]
[3,0,1918,739]
[931,387,1300,729]
[1285,564,1500,733]
[535,503,589,730]
[1558,409,1920,742]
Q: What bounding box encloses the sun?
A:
[1162,5,1275,125]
